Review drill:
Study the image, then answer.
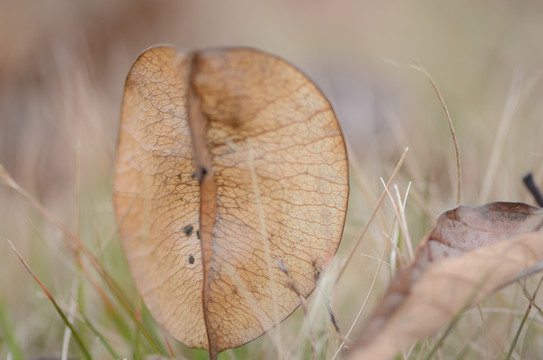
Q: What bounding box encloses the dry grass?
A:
[2,1,543,359]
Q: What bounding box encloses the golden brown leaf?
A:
[348,202,543,360]
[113,46,349,358]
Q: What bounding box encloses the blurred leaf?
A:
[348,202,543,360]
[113,46,349,358]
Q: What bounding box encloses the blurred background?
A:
[2,0,543,359]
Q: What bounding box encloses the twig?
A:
[523,173,543,207]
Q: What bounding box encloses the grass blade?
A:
[7,240,91,360]
[81,312,121,359]
[0,295,24,360]
[0,164,166,356]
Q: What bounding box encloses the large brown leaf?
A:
[348,202,543,360]
[113,46,349,358]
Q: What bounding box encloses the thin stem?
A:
[409,62,462,205]
[505,276,543,359]
[334,148,409,287]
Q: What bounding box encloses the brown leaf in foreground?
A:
[348,202,543,360]
[113,46,349,358]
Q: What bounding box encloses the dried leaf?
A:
[113,46,349,358]
[348,202,543,360]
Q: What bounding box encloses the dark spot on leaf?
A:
[183,224,194,236]
[191,167,209,182]
[196,229,201,239]
[312,257,323,280]
[189,255,195,264]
